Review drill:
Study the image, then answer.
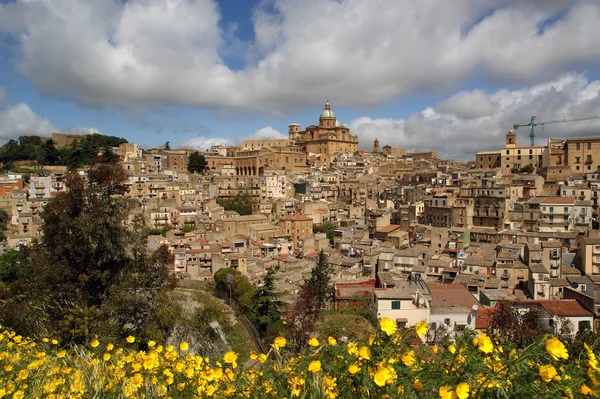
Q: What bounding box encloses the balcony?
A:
[501,272,510,280]
[586,158,594,165]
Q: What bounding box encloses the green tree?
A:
[216,190,252,216]
[246,268,283,337]
[0,250,26,284]
[187,151,207,174]
[100,144,119,164]
[0,209,8,241]
[38,139,60,165]
[213,267,253,303]
[164,141,171,150]
[313,222,336,245]
[291,250,334,345]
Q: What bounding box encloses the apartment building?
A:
[539,197,576,232]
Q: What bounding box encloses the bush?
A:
[1,320,599,398]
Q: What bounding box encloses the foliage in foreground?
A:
[2,319,600,398]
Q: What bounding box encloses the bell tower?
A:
[374,138,380,153]
[506,130,517,148]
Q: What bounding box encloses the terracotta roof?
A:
[475,308,495,330]
[280,214,313,222]
[427,284,479,309]
[541,197,576,205]
[539,300,593,317]
[376,224,402,234]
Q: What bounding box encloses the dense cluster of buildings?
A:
[2,101,600,338]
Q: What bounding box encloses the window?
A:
[564,207,568,213]
[579,320,591,331]
[549,207,554,213]
[588,143,592,150]
[577,143,580,150]
[391,301,401,309]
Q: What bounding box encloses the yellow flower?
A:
[12,391,24,399]
[477,334,493,354]
[57,350,66,358]
[126,336,135,344]
[103,353,111,361]
[358,346,371,360]
[379,317,397,336]
[148,340,156,348]
[106,343,114,351]
[374,367,392,387]
[539,364,557,383]
[308,360,322,373]
[414,379,423,392]
[179,341,189,351]
[272,336,286,350]
[546,337,568,361]
[51,339,58,345]
[580,384,594,396]
[328,336,337,346]
[90,339,99,348]
[402,350,416,367]
[258,353,267,363]
[456,382,469,399]
[448,344,456,354]
[348,364,361,375]
[223,351,238,366]
[308,337,320,347]
[439,385,455,399]
[415,321,428,339]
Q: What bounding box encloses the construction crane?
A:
[513,115,600,146]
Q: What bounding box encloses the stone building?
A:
[288,101,359,167]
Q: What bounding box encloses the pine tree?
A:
[291,250,333,345]
[249,268,284,337]
[187,151,207,174]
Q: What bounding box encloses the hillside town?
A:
[2,100,600,339]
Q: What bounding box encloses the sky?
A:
[0,0,600,160]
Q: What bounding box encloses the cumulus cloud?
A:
[350,73,600,160]
[182,126,287,150]
[0,87,5,102]
[183,136,234,150]
[243,126,287,141]
[0,0,599,112]
[0,103,56,140]
[67,126,102,135]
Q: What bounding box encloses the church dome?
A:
[320,101,336,119]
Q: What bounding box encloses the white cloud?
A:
[1,0,599,112]
[242,126,286,141]
[182,126,287,150]
[0,103,56,140]
[68,126,102,135]
[183,136,234,150]
[0,87,5,102]
[349,73,600,160]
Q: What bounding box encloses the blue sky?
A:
[1,0,600,159]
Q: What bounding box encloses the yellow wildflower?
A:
[148,340,156,348]
[328,336,337,346]
[308,360,322,373]
[272,337,286,350]
[580,384,594,396]
[348,364,360,375]
[439,385,455,399]
[379,317,397,336]
[539,364,557,383]
[126,336,135,344]
[90,339,99,348]
[476,334,494,354]
[308,338,320,347]
[448,344,456,354]
[456,382,469,399]
[414,379,423,391]
[223,351,238,368]
[106,343,114,351]
[179,341,189,351]
[358,346,371,361]
[415,321,428,339]
[402,350,416,367]
[546,337,568,361]
[103,353,111,361]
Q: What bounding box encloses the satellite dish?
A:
[418,297,425,305]
[571,282,579,289]
[472,305,479,311]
